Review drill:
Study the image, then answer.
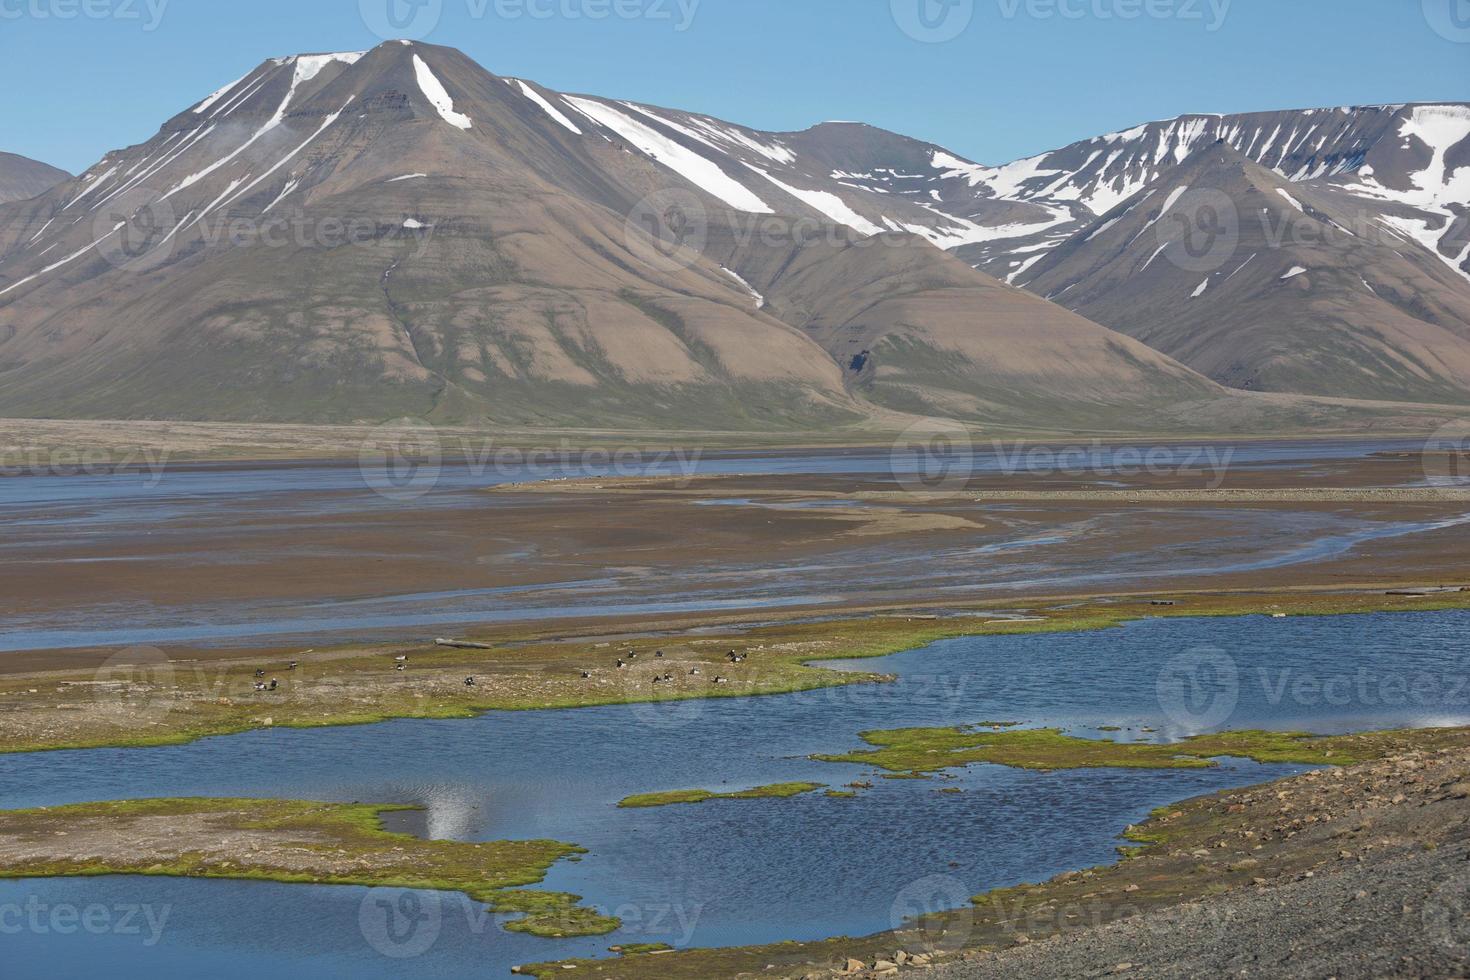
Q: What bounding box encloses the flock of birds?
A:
[586,647,751,687]
[249,644,755,695]
[249,652,478,692]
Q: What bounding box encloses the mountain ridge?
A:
[0,43,1464,430]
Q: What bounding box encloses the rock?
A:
[1124,884,1140,893]
[1447,783,1470,799]
[843,958,866,974]
[1112,965,1135,974]
[874,960,899,974]
[894,950,909,965]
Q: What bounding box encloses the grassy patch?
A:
[811,726,1441,775]
[0,798,617,938]
[618,783,825,809]
[4,589,1468,756]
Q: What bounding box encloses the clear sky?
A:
[4,0,1467,175]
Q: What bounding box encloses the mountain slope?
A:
[0,42,1222,429]
[1019,142,1470,403]
[0,152,69,204]
[942,104,1470,284]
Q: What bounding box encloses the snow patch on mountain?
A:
[413,55,472,130]
[293,52,364,86]
[748,167,883,236]
[720,267,765,308]
[193,67,257,114]
[564,97,773,214]
[511,80,582,135]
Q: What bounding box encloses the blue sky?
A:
[4,0,1467,175]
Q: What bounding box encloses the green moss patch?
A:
[618,782,825,809]
[0,798,617,938]
[811,726,1435,775]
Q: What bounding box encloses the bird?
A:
[714,677,729,685]
[395,664,406,672]
[581,671,592,679]
[394,655,408,664]
[287,661,298,671]
[654,650,664,659]
[254,682,267,692]
[689,668,701,676]
[268,679,278,691]
[464,677,477,687]
[254,669,266,678]
[616,659,628,669]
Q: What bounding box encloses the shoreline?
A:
[516,725,1470,978]
[2,587,1468,756]
[3,725,1464,979]
[0,419,1456,467]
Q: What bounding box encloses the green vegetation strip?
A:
[812,726,1421,774]
[0,799,618,938]
[5,590,1469,756]
[618,782,825,809]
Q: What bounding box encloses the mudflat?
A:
[4,446,1468,672]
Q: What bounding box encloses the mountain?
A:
[0,44,1463,428]
[1017,141,1470,404]
[0,152,69,204]
[937,104,1470,403]
[0,43,1222,429]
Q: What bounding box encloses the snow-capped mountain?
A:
[1020,141,1470,404]
[986,104,1470,402]
[0,152,69,205]
[0,42,1228,429]
[0,43,1464,424]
